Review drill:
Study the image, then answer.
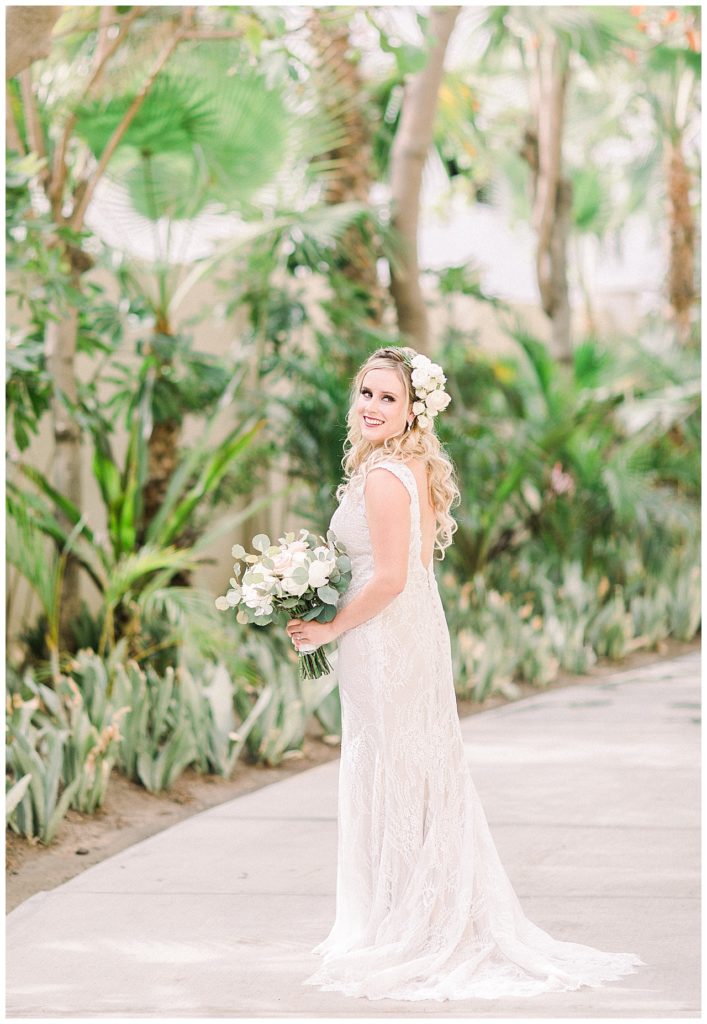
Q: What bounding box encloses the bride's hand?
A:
[286,617,337,651]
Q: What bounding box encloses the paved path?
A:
[6,651,700,1018]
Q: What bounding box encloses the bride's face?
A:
[357,367,411,444]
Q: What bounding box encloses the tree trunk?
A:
[573,234,598,337]
[389,6,460,354]
[138,310,186,551]
[306,7,388,325]
[6,6,62,80]
[44,266,83,643]
[549,176,573,361]
[666,136,696,340]
[525,35,573,362]
[141,415,181,532]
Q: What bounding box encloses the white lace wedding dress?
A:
[301,458,645,1002]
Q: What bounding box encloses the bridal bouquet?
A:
[215,529,352,679]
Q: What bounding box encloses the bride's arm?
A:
[328,468,410,641]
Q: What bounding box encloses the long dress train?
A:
[301,458,645,1002]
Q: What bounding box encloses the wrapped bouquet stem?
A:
[285,601,336,679]
[215,529,352,680]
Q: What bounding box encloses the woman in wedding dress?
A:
[285,346,645,1002]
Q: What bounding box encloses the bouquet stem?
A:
[298,646,333,680]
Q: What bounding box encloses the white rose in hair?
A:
[417,413,432,429]
[412,400,426,415]
[411,367,430,388]
[426,389,451,413]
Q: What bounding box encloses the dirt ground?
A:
[5,636,699,915]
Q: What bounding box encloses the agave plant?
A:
[29,670,126,816]
[194,659,275,778]
[6,725,81,845]
[112,660,198,793]
[6,773,33,822]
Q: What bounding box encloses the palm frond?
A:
[103,545,201,610]
[6,504,60,619]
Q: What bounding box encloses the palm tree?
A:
[306,6,389,325]
[388,6,460,353]
[7,9,362,638]
[628,6,700,340]
[8,7,198,636]
[73,43,293,537]
[478,6,636,361]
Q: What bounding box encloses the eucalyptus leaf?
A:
[316,584,339,606]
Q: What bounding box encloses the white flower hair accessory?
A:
[402,351,451,430]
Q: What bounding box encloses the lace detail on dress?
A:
[302,457,645,1002]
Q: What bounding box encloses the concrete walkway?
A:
[6,651,700,1018]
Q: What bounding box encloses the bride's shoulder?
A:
[360,458,419,501]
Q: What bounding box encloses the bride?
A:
[285,345,645,1002]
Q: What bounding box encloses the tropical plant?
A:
[112,660,199,793]
[261,275,397,531]
[231,630,340,767]
[437,318,699,581]
[305,7,391,325]
[21,667,126,815]
[7,363,283,667]
[626,6,701,338]
[7,7,361,638]
[477,6,640,358]
[6,774,33,823]
[6,721,80,844]
[387,6,460,352]
[191,659,275,778]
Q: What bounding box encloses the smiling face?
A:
[356,366,413,444]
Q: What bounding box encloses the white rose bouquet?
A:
[215,528,351,679]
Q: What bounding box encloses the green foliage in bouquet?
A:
[216,528,352,679]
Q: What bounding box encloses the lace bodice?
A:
[302,456,645,1002]
[329,458,438,607]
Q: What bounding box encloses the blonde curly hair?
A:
[335,346,461,559]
